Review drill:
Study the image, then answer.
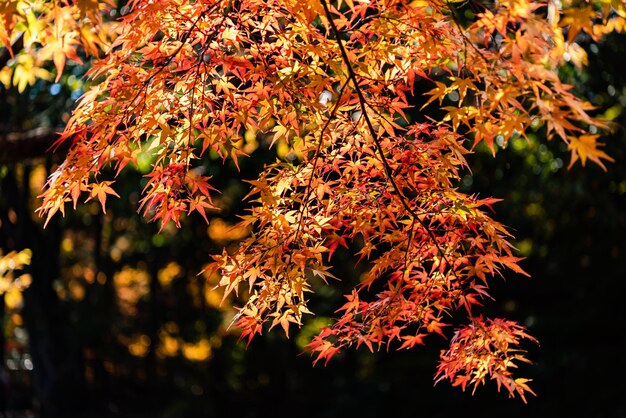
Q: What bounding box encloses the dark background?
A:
[1,11,625,418]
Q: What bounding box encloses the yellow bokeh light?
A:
[4,288,23,310]
[158,262,182,288]
[207,218,249,243]
[114,266,150,316]
[204,285,223,309]
[159,335,180,357]
[61,237,74,253]
[69,280,86,301]
[181,338,212,362]
[128,335,151,357]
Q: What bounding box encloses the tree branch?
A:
[319,0,450,260]
[0,127,67,162]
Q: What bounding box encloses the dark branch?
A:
[0,127,67,162]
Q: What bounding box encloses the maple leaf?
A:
[560,7,599,43]
[399,333,427,350]
[187,196,216,223]
[567,134,615,170]
[85,181,120,214]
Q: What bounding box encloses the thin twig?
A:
[319,0,451,265]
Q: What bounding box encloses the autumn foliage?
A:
[2,0,624,402]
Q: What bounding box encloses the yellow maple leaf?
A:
[85,181,120,213]
[560,7,599,43]
[567,134,615,170]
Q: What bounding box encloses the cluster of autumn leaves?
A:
[1,0,624,401]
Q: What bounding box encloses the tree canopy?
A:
[1,0,625,404]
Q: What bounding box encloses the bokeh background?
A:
[1,10,625,418]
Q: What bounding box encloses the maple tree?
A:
[2,0,625,402]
